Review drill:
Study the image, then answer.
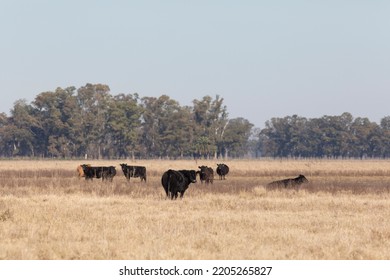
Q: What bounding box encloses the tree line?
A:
[1,83,389,159]
[258,113,390,158]
[0,84,253,159]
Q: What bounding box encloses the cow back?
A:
[161,169,196,199]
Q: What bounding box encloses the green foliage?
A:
[107,93,142,159]
[0,84,253,159]
[3,84,390,158]
[259,112,390,158]
[192,95,229,158]
[220,118,254,158]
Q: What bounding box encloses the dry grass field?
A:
[1,159,390,260]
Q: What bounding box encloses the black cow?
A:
[81,164,101,180]
[120,164,147,182]
[267,174,309,188]
[216,163,229,180]
[197,165,214,184]
[101,166,116,182]
[161,169,197,199]
[81,164,116,181]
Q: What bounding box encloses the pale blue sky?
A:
[1,0,389,128]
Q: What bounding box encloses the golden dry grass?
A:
[1,159,390,260]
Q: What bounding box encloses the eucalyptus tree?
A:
[0,113,12,156]
[7,100,40,156]
[141,95,193,158]
[32,86,79,157]
[76,83,111,159]
[311,113,353,158]
[106,93,143,159]
[192,95,228,158]
[380,116,390,157]
[259,116,307,157]
[219,117,253,158]
[350,117,382,158]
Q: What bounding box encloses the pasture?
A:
[1,159,390,260]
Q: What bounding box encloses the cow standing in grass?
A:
[161,169,197,199]
[101,166,116,182]
[267,174,308,188]
[197,165,214,184]
[120,164,147,182]
[216,163,229,180]
[80,164,116,181]
[81,164,101,180]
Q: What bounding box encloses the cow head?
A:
[296,174,308,183]
[198,165,208,173]
[80,164,91,171]
[217,163,226,171]
[188,170,197,183]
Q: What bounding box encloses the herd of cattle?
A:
[76,163,308,199]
